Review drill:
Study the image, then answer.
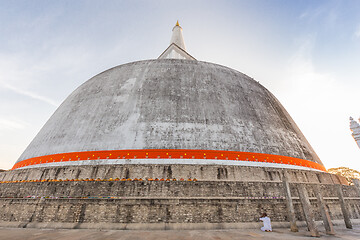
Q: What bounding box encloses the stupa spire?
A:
[171,20,186,50]
[158,21,196,60]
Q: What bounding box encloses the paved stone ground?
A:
[0,225,359,240]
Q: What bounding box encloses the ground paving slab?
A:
[0,225,359,240]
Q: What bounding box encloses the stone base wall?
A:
[0,195,359,225]
[0,181,359,199]
[0,180,359,228]
[0,165,359,229]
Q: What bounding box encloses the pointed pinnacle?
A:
[176,20,180,26]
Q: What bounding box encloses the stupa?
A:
[0,22,359,234]
[11,21,324,172]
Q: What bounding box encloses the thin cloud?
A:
[2,83,58,107]
[0,118,29,131]
[299,3,338,27]
[299,7,323,21]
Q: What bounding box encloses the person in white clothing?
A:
[260,213,272,232]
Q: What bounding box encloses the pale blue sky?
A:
[0,0,359,170]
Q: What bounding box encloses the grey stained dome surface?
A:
[17,59,323,166]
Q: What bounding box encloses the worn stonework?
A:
[0,174,359,229]
[1,164,333,183]
[1,165,360,229]
[2,157,359,230]
[0,164,334,184]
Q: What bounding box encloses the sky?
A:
[0,0,359,171]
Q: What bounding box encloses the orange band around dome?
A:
[12,149,326,171]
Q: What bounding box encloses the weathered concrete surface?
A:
[337,185,353,229]
[314,184,335,235]
[282,170,298,232]
[17,59,322,166]
[297,184,319,237]
[0,223,359,240]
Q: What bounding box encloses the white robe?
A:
[260,216,272,231]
